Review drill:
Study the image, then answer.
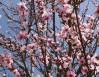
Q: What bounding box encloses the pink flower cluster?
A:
[17,2,28,22]
[18,31,28,40]
[0,0,99,77]
[0,53,20,77]
[36,0,49,32]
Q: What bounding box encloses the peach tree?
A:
[0,0,99,77]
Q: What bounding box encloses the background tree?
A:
[0,0,99,77]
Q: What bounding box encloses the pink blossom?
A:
[90,64,95,71]
[55,47,61,52]
[17,2,28,16]
[63,4,73,14]
[42,8,49,20]
[13,69,20,77]
[79,57,85,65]
[91,54,99,65]
[76,39,81,48]
[95,5,99,17]
[97,26,99,36]
[58,25,70,39]
[38,22,47,32]
[96,66,99,74]
[82,34,87,42]
[27,43,36,49]
[46,56,50,64]
[47,38,53,44]
[87,15,95,20]
[81,66,88,75]
[67,70,76,77]
[20,45,26,52]
[59,0,69,3]
[18,31,28,40]
[63,62,69,68]
[0,53,13,69]
[17,2,28,22]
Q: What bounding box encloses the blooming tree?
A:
[0,0,99,77]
